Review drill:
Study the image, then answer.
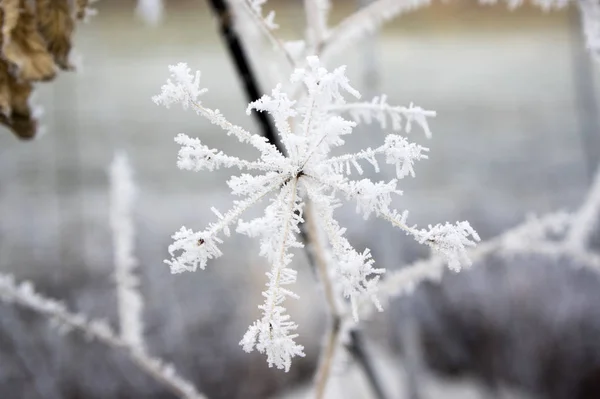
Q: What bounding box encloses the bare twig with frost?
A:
[154,55,478,372]
[304,203,353,399]
[316,0,592,60]
[318,0,432,57]
[328,96,436,139]
[0,152,205,399]
[235,0,298,67]
[0,274,204,399]
[369,169,600,316]
[110,153,145,351]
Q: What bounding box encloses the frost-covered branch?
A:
[152,63,284,164]
[366,212,572,316]
[481,0,570,10]
[239,177,306,371]
[306,171,480,270]
[110,152,144,351]
[174,133,279,172]
[165,174,289,273]
[0,274,204,399]
[321,134,429,178]
[305,181,385,321]
[369,170,600,317]
[319,0,597,62]
[319,0,432,57]
[328,97,436,139]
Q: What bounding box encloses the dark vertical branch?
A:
[206,0,280,150]
[347,329,388,399]
[206,2,389,398]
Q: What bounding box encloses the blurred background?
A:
[0,0,599,398]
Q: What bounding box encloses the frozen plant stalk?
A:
[153,56,480,372]
[110,152,145,351]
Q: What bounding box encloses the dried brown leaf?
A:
[1,112,38,139]
[1,0,57,81]
[35,0,75,70]
[0,60,12,115]
[0,58,37,139]
[0,0,19,44]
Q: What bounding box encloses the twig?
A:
[0,274,204,399]
[305,202,341,398]
[317,0,432,59]
[314,316,341,398]
[346,329,387,399]
[206,2,389,397]
[110,152,145,351]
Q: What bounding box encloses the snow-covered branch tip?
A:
[155,55,478,371]
[328,96,436,139]
[110,152,145,351]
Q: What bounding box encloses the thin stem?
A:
[305,201,341,398]
[314,317,341,399]
[266,177,299,320]
[207,175,290,237]
[317,0,432,59]
[305,202,339,316]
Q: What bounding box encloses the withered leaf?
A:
[0,60,12,116]
[0,111,38,139]
[0,58,37,140]
[35,0,75,70]
[0,0,19,44]
[1,0,57,81]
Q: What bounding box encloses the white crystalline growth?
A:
[153,55,479,371]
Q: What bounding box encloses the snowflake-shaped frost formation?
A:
[153,57,480,372]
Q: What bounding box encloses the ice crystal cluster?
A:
[153,56,480,372]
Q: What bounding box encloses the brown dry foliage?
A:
[0,0,92,139]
